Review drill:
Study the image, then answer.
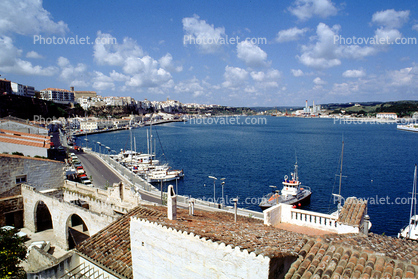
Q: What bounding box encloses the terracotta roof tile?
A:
[337,197,367,226]
[0,129,49,139]
[287,234,418,279]
[76,203,418,279]
[0,136,50,148]
[77,206,163,278]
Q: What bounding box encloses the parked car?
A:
[80,176,92,185]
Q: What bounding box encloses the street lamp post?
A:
[208,176,217,205]
[220,178,226,207]
[97,142,101,154]
[175,177,178,196]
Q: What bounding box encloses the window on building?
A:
[16,175,27,184]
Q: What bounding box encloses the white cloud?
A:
[371,10,409,45]
[291,69,304,77]
[388,66,418,87]
[57,56,88,86]
[222,66,249,88]
[276,27,309,42]
[93,32,173,90]
[342,69,366,78]
[374,28,403,44]
[288,0,338,21]
[313,77,326,85]
[93,31,143,66]
[329,82,359,96]
[0,36,22,66]
[26,51,44,59]
[298,23,342,68]
[174,77,206,97]
[298,23,377,69]
[109,70,129,82]
[413,24,418,31]
[92,71,115,91]
[0,0,68,36]
[159,53,183,73]
[182,14,226,54]
[125,56,172,88]
[0,36,56,76]
[250,69,281,88]
[237,41,268,67]
[372,9,409,29]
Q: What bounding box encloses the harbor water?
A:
[76,116,418,236]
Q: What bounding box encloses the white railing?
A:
[290,208,338,228]
[265,204,340,233]
[83,150,264,219]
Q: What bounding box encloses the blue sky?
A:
[0,0,417,106]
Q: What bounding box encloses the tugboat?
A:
[398,165,418,240]
[259,161,312,210]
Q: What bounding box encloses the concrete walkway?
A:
[274,223,336,236]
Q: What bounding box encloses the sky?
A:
[0,0,417,107]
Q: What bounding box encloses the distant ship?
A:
[397,124,418,132]
[259,161,312,210]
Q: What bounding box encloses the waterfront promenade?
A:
[73,147,264,219]
[72,119,185,137]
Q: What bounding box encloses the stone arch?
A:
[34,200,53,232]
[66,213,90,249]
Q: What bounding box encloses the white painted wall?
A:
[130,218,271,279]
[22,185,117,250]
[264,203,361,234]
[0,141,48,157]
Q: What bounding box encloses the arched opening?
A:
[66,214,90,249]
[35,201,53,232]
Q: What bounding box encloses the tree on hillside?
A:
[0,227,27,279]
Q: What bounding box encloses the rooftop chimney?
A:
[167,185,177,220]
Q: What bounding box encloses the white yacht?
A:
[146,168,184,183]
[398,165,418,240]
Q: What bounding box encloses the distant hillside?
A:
[0,94,84,120]
[252,101,418,117]
[324,101,418,117]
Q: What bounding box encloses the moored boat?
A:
[259,161,312,210]
[398,165,418,240]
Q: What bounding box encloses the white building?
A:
[40,88,75,103]
[0,129,50,157]
[11,82,25,95]
[79,119,99,131]
[376,112,397,120]
[24,85,35,97]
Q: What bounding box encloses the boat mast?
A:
[409,165,417,237]
[147,130,149,154]
[338,140,344,196]
[333,140,346,211]
[294,160,298,182]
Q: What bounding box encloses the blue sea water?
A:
[76,116,418,236]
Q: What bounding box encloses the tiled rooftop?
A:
[285,234,418,279]
[0,136,50,148]
[0,129,50,148]
[0,153,61,163]
[76,206,163,278]
[337,197,367,226]
[77,205,305,278]
[0,129,49,139]
[41,88,72,92]
[77,204,418,279]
